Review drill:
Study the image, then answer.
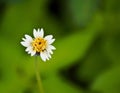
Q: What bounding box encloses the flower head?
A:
[20,28,56,61]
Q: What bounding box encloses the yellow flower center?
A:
[32,38,47,52]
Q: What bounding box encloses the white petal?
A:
[40,52,47,61]
[46,47,53,54]
[48,45,56,50]
[49,50,53,54]
[26,47,36,56]
[22,38,26,41]
[46,45,55,54]
[45,35,53,40]
[21,35,33,46]
[40,28,44,38]
[20,41,30,47]
[33,28,44,38]
[47,52,51,58]
[25,46,32,52]
[20,35,33,47]
[49,39,55,44]
[44,35,55,44]
[44,51,50,60]
[28,51,31,54]
[30,51,36,56]
[25,34,33,41]
[33,29,38,38]
[40,50,50,61]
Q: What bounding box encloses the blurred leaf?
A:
[91,65,120,93]
[44,73,83,93]
[77,37,110,84]
[68,0,98,26]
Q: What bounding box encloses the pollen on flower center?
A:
[32,37,47,52]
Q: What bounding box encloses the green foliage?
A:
[0,0,120,93]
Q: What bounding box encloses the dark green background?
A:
[0,0,120,93]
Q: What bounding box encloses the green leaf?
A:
[91,65,120,93]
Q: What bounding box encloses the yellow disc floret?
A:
[32,38,47,52]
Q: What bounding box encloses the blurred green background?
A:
[0,0,120,93]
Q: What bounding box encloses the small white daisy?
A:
[20,28,56,61]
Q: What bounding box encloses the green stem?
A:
[34,56,44,93]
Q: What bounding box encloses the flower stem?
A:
[34,56,44,93]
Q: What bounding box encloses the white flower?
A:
[20,28,56,61]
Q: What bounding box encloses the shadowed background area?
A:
[0,0,120,93]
